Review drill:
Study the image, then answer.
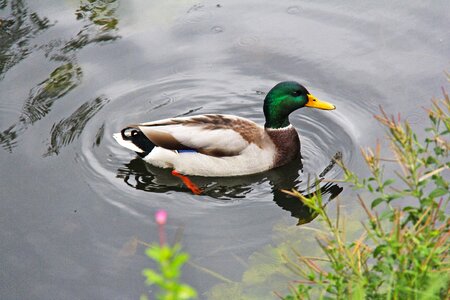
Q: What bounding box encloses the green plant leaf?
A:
[172,253,189,269]
[371,198,384,209]
[434,147,443,155]
[373,245,387,258]
[178,284,198,299]
[142,269,163,285]
[386,193,401,203]
[433,176,447,188]
[383,179,395,187]
[429,188,448,199]
[145,246,162,261]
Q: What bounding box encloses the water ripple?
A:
[236,35,259,47]
[286,6,301,15]
[183,4,212,24]
[211,25,224,33]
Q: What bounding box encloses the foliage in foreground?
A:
[141,210,197,300]
[283,91,449,299]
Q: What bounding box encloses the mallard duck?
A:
[113,81,335,177]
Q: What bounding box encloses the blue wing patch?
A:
[176,149,198,153]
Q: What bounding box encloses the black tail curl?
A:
[121,127,155,157]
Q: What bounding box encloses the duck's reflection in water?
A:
[116,153,343,225]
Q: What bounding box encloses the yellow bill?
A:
[306,94,336,110]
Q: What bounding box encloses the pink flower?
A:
[155,210,167,225]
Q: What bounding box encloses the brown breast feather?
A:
[265,126,300,167]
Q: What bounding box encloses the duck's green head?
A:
[263,81,335,129]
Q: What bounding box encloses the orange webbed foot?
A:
[171,170,203,195]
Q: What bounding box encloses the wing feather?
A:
[135,115,263,157]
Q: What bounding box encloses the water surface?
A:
[1,0,448,299]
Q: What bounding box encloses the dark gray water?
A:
[1,0,448,299]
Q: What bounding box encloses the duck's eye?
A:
[131,130,139,136]
[292,91,301,96]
